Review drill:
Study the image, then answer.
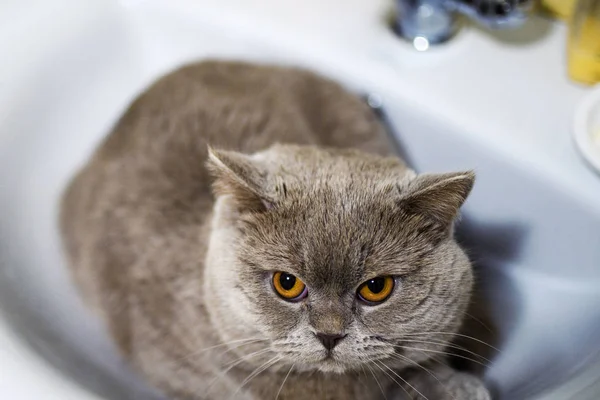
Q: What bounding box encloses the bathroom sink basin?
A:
[1,0,599,399]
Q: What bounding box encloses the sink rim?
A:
[0,0,600,398]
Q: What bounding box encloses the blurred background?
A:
[0,0,599,399]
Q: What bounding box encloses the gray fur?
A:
[60,61,490,399]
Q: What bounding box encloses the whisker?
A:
[402,332,500,352]
[176,338,266,363]
[360,365,369,384]
[356,366,370,390]
[399,338,492,364]
[376,360,430,400]
[388,353,457,400]
[371,360,409,400]
[275,363,294,400]
[425,353,451,368]
[229,356,282,399]
[366,362,388,400]
[211,339,270,364]
[462,311,494,334]
[392,345,488,368]
[204,348,272,395]
[224,347,272,369]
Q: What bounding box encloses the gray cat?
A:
[60,61,491,400]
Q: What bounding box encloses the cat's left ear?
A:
[206,147,274,212]
[398,171,475,228]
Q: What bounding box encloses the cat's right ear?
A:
[206,146,274,212]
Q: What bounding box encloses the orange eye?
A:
[272,272,307,301]
[358,276,394,304]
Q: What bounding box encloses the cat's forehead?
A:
[266,145,411,183]
[244,191,436,287]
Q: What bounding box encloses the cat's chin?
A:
[315,359,349,374]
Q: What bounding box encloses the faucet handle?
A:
[394,0,535,47]
[451,0,535,29]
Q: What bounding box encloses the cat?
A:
[60,60,491,400]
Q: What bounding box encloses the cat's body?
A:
[61,61,490,400]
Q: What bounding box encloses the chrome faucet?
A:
[394,0,534,48]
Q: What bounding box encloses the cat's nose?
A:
[315,333,346,351]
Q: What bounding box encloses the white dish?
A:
[574,84,600,175]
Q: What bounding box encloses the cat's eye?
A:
[357,276,395,304]
[272,271,307,301]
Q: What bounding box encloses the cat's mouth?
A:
[317,356,347,373]
[313,349,360,373]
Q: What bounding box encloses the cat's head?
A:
[204,144,475,374]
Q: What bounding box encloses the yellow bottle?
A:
[568,0,600,85]
[541,0,576,20]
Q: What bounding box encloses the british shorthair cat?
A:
[60,61,491,400]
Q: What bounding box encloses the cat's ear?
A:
[206,147,273,212]
[398,171,475,228]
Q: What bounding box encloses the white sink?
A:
[1,0,599,399]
